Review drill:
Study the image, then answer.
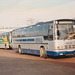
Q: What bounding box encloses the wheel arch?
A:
[40,45,44,48]
[18,45,21,48]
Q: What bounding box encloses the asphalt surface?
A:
[0,49,75,75]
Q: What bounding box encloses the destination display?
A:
[58,21,75,24]
[59,21,73,24]
[56,21,75,24]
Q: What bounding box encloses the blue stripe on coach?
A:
[13,48,75,56]
[15,39,34,42]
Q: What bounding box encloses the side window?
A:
[35,25,43,36]
[26,26,34,37]
[12,31,16,38]
[17,30,20,37]
[43,23,50,40]
[48,25,53,40]
[29,26,34,36]
[43,23,50,35]
[12,29,22,38]
[21,28,26,37]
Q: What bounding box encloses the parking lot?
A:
[0,49,75,75]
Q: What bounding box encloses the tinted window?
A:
[12,22,53,38]
[48,25,53,40]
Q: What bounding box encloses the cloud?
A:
[0,0,72,10]
[0,0,75,27]
[15,0,74,9]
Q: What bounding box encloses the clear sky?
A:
[0,0,75,27]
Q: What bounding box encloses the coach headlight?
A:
[57,46,65,49]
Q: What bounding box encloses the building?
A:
[0,27,19,33]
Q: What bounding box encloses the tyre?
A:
[40,47,47,58]
[18,45,22,54]
[5,44,7,50]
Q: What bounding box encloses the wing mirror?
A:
[49,25,52,30]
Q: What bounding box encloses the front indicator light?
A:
[57,46,60,49]
[46,47,48,49]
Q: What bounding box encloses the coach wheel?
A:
[5,44,7,50]
[18,45,22,54]
[40,47,47,58]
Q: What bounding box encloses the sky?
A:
[0,0,75,27]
